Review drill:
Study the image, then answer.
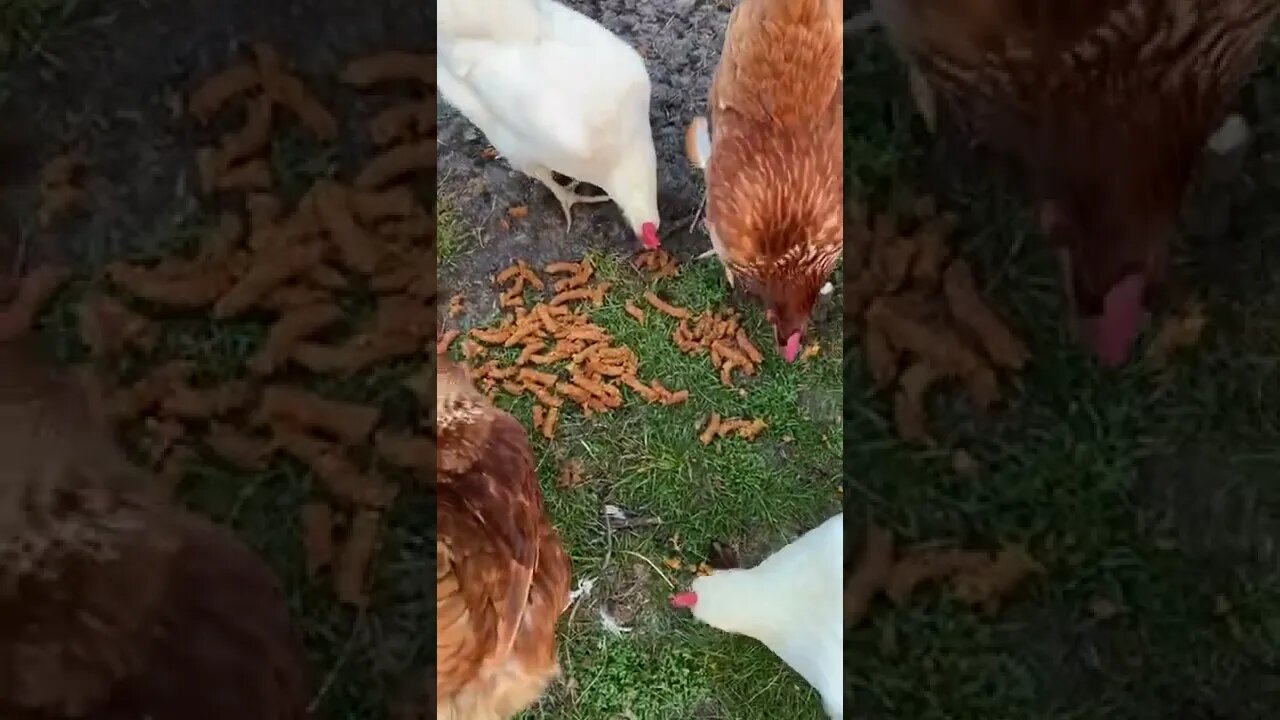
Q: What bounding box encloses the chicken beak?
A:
[1056,245,1148,366]
[1078,273,1148,368]
[780,332,802,363]
[640,222,660,250]
[767,308,803,363]
[670,591,698,609]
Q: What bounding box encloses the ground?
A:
[844,15,1280,720]
[438,1,842,719]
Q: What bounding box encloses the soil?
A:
[0,0,430,268]
[436,0,737,315]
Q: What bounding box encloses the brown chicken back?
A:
[704,0,844,362]
[436,360,571,720]
[872,0,1280,366]
[0,273,308,720]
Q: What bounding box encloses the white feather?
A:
[686,115,712,170]
[685,514,844,719]
[437,0,660,234]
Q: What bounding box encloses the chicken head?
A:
[762,272,824,363]
[1040,181,1171,368]
[604,138,662,251]
[868,0,1278,368]
[669,513,844,719]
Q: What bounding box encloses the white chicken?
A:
[672,513,844,719]
[438,0,662,249]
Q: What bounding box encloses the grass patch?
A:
[35,266,431,720]
[0,0,101,65]
[437,197,469,266]
[446,254,842,719]
[25,62,437,718]
[21,367,427,720]
[845,26,1280,720]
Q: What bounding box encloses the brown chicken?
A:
[0,269,308,720]
[686,0,844,363]
[436,359,572,720]
[860,0,1280,366]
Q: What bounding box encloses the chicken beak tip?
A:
[1086,273,1147,367]
[670,591,698,609]
[781,332,802,362]
[639,222,660,249]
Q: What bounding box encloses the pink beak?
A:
[782,332,802,363]
[766,307,803,363]
[641,222,660,250]
[670,591,698,609]
[1079,274,1146,368]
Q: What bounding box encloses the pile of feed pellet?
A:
[846,197,1029,448]
[844,524,1043,627]
[441,257,689,440]
[698,413,767,445]
[438,249,771,443]
[25,45,434,608]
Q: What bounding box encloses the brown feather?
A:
[435,359,571,720]
[705,0,844,341]
[878,0,1279,308]
[0,337,307,720]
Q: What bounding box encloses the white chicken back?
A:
[438,0,661,249]
[672,513,844,719]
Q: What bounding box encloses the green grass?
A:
[31,119,436,715]
[845,26,1280,720]
[0,0,101,66]
[445,252,842,719]
[436,196,469,266]
[9,17,434,720]
[36,223,434,720]
[30,219,839,720]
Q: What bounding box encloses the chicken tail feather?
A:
[685,117,712,170]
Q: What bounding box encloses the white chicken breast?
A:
[438,0,662,249]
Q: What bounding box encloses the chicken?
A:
[685,0,843,362]
[856,0,1280,366]
[671,513,843,718]
[438,0,661,250]
[0,268,307,720]
[436,359,572,720]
